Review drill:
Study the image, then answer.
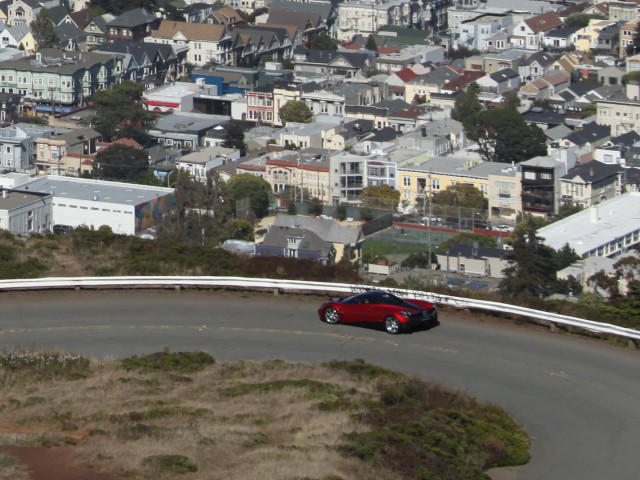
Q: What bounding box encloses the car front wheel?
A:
[324,307,339,324]
[384,316,401,334]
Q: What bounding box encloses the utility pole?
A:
[428,170,432,272]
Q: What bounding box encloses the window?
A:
[403,176,411,186]
[524,171,536,180]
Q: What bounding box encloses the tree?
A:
[221,121,247,156]
[437,232,497,253]
[31,8,59,49]
[451,82,481,123]
[226,219,254,241]
[365,35,378,52]
[447,45,481,60]
[308,197,324,216]
[464,100,548,163]
[499,216,558,298]
[309,33,338,51]
[279,100,312,125]
[225,174,272,219]
[164,4,186,21]
[360,184,400,211]
[432,184,486,209]
[88,0,156,16]
[94,144,150,182]
[157,169,230,245]
[90,81,156,144]
[565,13,603,28]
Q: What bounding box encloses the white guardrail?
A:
[1,276,639,345]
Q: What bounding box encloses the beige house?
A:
[621,19,640,59]
[265,155,330,203]
[597,82,640,136]
[487,164,522,219]
[571,20,618,52]
[146,21,232,67]
[34,128,102,176]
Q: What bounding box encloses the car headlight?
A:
[400,311,412,318]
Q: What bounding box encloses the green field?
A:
[362,226,456,257]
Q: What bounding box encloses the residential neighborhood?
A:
[0,0,639,291]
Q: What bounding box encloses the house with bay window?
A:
[0,49,125,116]
[146,21,232,67]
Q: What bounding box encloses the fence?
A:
[1,276,639,346]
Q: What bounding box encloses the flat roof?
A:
[21,176,173,205]
[538,192,640,257]
[0,190,49,210]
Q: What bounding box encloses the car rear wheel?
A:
[384,316,401,334]
[324,307,339,324]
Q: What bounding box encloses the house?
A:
[99,40,187,86]
[329,149,398,204]
[292,46,375,79]
[6,0,52,26]
[558,251,640,296]
[458,13,512,51]
[106,7,159,43]
[0,122,53,172]
[34,127,102,176]
[255,225,336,263]
[344,99,411,130]
[334,0,415,42]
[488,162,522,219]
[56,22,88,51]
[620,19,640,59]
[231,25,293,68]
[520,155,568,216]
[543,24,581,51]
[275,115,342,150]
[148,111,230,150]
[404,66,461,103]
[264,150,331,202]
[571,20,619,53]
[598,65,625,86]
[0,188,52,234]
[475,67,520,95]
[176,145,240,183]
[82,13,112,50]
[0,49,125,116]
[597,82,640,136]
[435,243,508,278]
[560,160,623,208]
[263,9,326,46]
[511,11,564,51]
[0,22,34,52]
[204,6,243,28]
[146,20,232,67]
[272,213,363,261]
[518,71,571,102]
[518,51,556,82]
[322,118,375,150]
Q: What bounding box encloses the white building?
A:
[177,146,240,183]
[12,176,174,235]
[538,192,640,258]
[334,0,413,42]
[0,188,52,235]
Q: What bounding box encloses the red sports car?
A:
[318,290,438,334]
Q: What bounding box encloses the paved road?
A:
[1,289,639,480]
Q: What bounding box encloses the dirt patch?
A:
[1,446,124,480]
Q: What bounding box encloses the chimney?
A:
[590,205,599,223]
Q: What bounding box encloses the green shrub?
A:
[121,351,215,374]
[142,454,198,474]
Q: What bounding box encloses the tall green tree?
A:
[451,82,481,123]
[499,216,558,298]
[93,144,149,182]
[360,184,400,211]
[31,8,59,49]
[157,169,230,245]
[222,121,248,156]
[365,35,378,52]
[432,184,486,209]
[279,100,312,125]
[90,81,156,144]
[309,33,338,51]
[464,98,547,163]
[225,174,272,219]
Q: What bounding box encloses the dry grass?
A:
[0,357,399,480]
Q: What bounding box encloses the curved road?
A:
[1,289,639,480]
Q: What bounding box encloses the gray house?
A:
[0,188,52,235]
[0,122,54,172]
[255,225,336,264]
[436,243,508,278]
